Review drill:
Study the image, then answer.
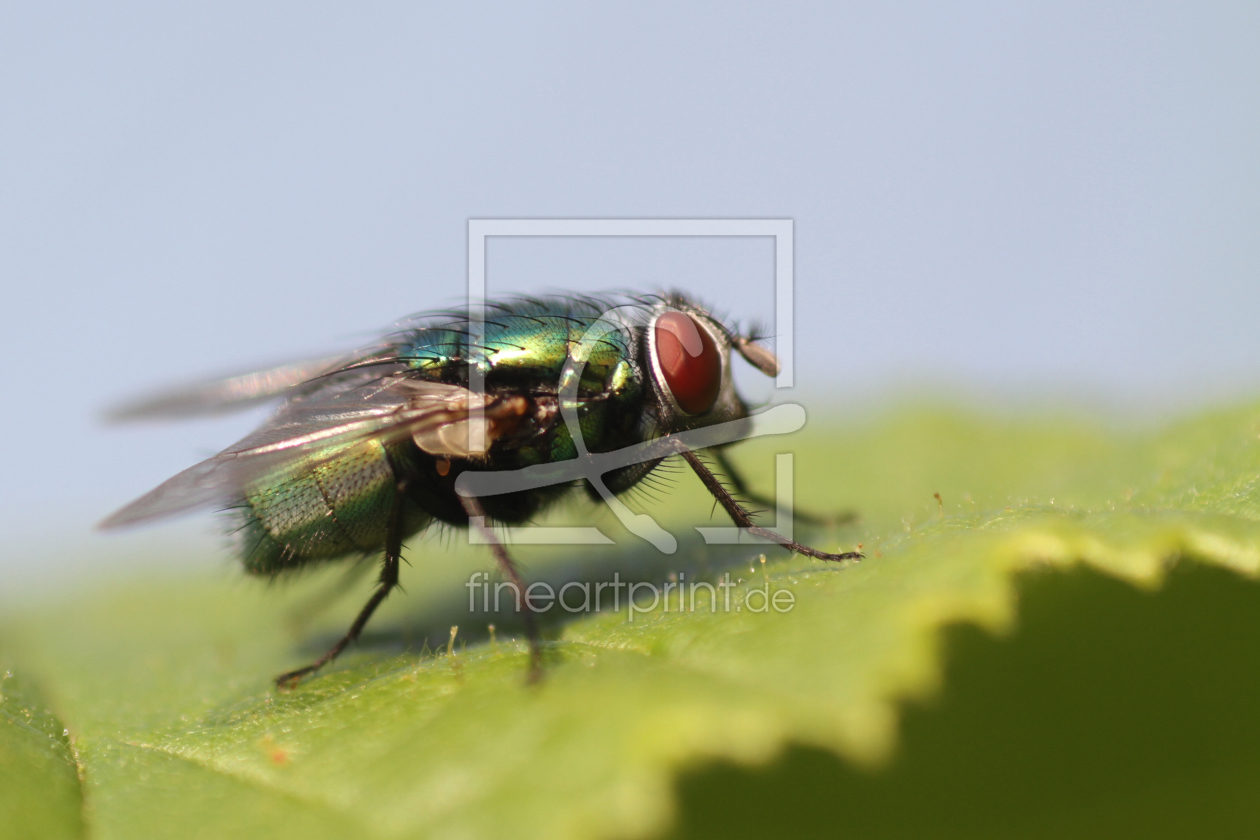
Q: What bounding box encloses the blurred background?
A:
[1,2,1257,588]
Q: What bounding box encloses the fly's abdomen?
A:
[235,440,416,575]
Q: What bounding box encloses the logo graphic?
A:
[460,219,801,553]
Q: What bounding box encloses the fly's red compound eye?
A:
[653,311,722,415]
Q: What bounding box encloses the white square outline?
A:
[463,219,795,550]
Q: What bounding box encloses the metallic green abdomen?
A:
[236,440,425,575]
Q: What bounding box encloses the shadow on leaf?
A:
[670,560,1260,839]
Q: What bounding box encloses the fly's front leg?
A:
[711,447,856,528]
[275,479,409,689]
[460,494,544,682]
[681,448,862,562]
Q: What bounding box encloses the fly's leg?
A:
[680,448,862,562]
[460,494,544,682]
[283,558,375,635]
[275,480,409,689]
[711,447,857,528]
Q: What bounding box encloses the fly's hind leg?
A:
[283,557,375,635]
[275,479,409,690]
[711,447,857,528]
[681,447,862,562]
[460,494,543,682]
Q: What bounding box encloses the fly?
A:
[100,292,860,686]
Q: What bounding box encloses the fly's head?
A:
[643,294,780,435]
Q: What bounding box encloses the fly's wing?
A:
[98,365,532,530]
[102,354,357,422]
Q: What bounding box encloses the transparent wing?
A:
[103,354,356,422]
[98,366,529,530]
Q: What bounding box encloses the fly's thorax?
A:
[401,310,638,395]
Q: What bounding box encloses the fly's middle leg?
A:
[460,493,544,682]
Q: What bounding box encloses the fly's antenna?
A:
[733,334,781,378]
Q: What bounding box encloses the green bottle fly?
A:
[102,292,859,685]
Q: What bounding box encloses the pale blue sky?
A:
[1,3,1258,581]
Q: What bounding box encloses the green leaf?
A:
[0,672,83,840]
[4,400,1260,838]
[670,561,1260,839]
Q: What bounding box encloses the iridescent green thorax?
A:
[399,303,637,398]
[396,299,648,462]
